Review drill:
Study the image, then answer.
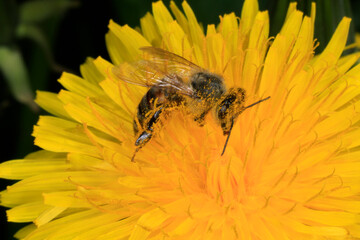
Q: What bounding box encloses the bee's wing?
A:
[139,47,203,79]
[112,47,203,97]
[112,61,162,88]
[112,60,196,98]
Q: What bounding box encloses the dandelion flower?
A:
[2,0,360,239]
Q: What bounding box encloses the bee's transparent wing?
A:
[139,47,204,79]
[112,61,196,97]
[112,61,161,88]
[112,47,204,97]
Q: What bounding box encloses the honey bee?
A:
[113,47,270,161]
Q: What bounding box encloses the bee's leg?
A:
[194,111,207,126]
[132,107,163,162]
[135,107,163,145]
[133,119,140,135]
[132,131,152,162]
[147,107,163,130]
[131,147,140,162]
[135,131,152,146]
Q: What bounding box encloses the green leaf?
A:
[19,0,79,23]
[268,0,289,37]
[16,23,67,73]
[0,0,18,44]
[267,0,356,54]
[0,46,38,111]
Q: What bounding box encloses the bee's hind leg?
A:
[131,130,153,162]
[135,131,152,146]
[131,108,163,162]
[194,111,208,126]
[131,147,140,162]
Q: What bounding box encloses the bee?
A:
[112,47,270,161]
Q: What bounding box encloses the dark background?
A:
[1,0,359,239]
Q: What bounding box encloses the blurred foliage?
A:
[268,0,356,53]
[0,0,77,110]
[0,0,359,239]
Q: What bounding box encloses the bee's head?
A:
[216,87,246,134]
[190,72,225,100]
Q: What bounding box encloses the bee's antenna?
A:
[221,96,271,156]
[244,96,271,109]
[131,147,141,162]
[221,118,234,156]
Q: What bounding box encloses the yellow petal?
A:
[14,224,36,239]
[74,216,137,240]
[182,1,205,65]
[308,197,360,213]
[58,90,126,138]
[0,158,70,180]
[169,1,189,36]
[6,202,49,222]
[1,189,43,208]
[284,2,297,21]
[292,206,358,226]
[80,57,105,84]
[108,21,150,62]
[259,10,303,96]
[152,1,174,35]
[313,17,351,72]
[130,208,170,240]
[140,12,161,47]
[242,11,269,92]
[25,210,123,240]
[105,28,125,65]
[7,171,114,193]
[33,116,100,157]
[106,21,150,65]
[285,218,347,236]
[347,224,360,239]
[219,13,238,56]
[34,206,67,226]
[169,218,196,237]
[35,91,71,119]
[59,71,117,113]
[240,0,259,35]
[43,191,91,208]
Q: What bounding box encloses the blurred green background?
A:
[0,0,359,239]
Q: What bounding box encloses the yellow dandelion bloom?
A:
[2,0,360,239]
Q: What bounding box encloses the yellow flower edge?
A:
[1,0,360,239]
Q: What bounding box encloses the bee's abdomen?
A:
[135,85,180,133]
[135,87,163,131]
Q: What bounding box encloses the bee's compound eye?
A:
[217,104,227,119]
[190,80,199,89]
[190,73,205,89]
